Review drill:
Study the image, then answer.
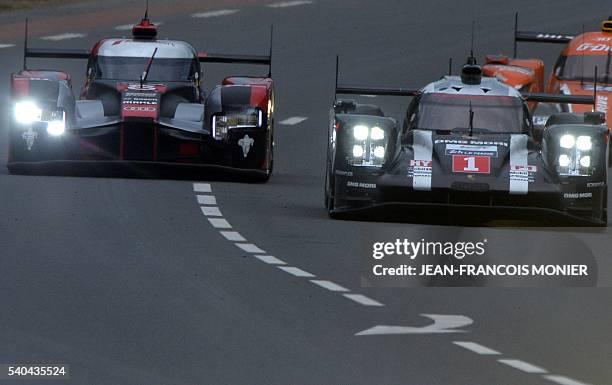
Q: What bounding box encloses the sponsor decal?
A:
[533,116,548,126]
[537,33,573,40]
[435,139,508,147]
[587,181,606,188]
[445,144,498,157]
[127,83,158,91]
[335,170,354,177]
[576,43,611,52]
[452,155,491,174]
[563,192,593,199]
[238,134,254,157]
[596,95,608,113]
[22,127,38,151]
[347,181,377,189]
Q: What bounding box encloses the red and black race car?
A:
[8,15,275,181]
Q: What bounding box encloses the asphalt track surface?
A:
[0,1,611,384]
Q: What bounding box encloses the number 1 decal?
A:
[452,155,491,174]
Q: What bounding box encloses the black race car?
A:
[325,59,608,225]
[8,15,275,181]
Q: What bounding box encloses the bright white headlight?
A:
[47,120,65,136]
[370,126,385,140]
[558,154,571,167]
[579,155,591,168]
[373,146,385,159]
[352,145,364,158]
[559,134,575,149]
[353,125,369,141]
[14,101,42,124]
[576,136,592,151]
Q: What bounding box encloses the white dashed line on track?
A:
[235,243,266,253]
[207,218,232,229]
[310,280,349,292]
[254,255,286,265]
[0,44,15,49]
[40,33,86,41]
[267,0,313,8]
[498,359,548,374]
[193,183,212,192]
[279,116,308,125]
[277,266,315,278]
[201,206,223,217]
[543,375,592,385]
[197,195,217,205]
[343,294,384,307]
[453,341,501,355]
[220,231,246,242]
[191,9,240,18]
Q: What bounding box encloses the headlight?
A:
[47,120,65,136]
[558,154,571,167]
[353,125,369,141]
[576,136,592,151]
[212,109,263,141]
[373,146,385,158]
[352,145,364,158]
[579,155,591,168]
[370,126,385,140]
[14,101,42,124]
[559,134,575,149]
[212,115,229,140]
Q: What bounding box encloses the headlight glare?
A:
[370,126,385,140]
[14,101,42,124]
[579,155,591,168]
[47,120,65,136]
[373,146,385,159]
[576,136,592,151]
[353,125,369,141]
[352,145,364,158]
[558,154,571,167]
[559,134,575,149]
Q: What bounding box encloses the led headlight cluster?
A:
[557,134,594,176]
[14,101,66,136]
[212,109,263,141]
[350,124,387,167]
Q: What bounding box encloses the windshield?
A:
[95,56,197,82]
[415,93,526,133]
[557,54,612,83]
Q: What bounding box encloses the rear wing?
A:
[334,56,419,99]
[513,13,575,57]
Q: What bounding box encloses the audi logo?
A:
[123,106,157,112]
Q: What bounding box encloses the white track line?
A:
[201,206,222,217]
[267,0,313,8]
[220,231,246,242]
[235,243,265,253]
[543,375,592,385]
[254,255,286,265]
[277,266,315,277]
[498,359,547,374]
[453,341,501,355]
[193,183,212,192]
[279,116,308,125]
[207,218,232,229]
[0,44,15,49]
[310,280,349,292]
[191,9,239,18]
[343,294,384,307]
[197,195,217,205]
[41,33,86,41]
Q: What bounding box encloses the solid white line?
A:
[235,243,265,253]
[193,183,212,192]
[208,218,232,229]
[453,341,501,355]
[498,359,547,374]
[41,33,86,41]
[197,195,217,205]
[191,9,239,18]
[201,206,222,217]
[310,280,349,292]
[277,266,315,277]
[279,116,308,125]
[343,294,384,307]
[254,255,286,265]
[220,231,246,242]
[0,44,15,49]
[268,0,312,8]
[543,375,592,385]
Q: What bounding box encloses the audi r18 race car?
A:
[514,15,612,139]
[8,14,275,181]
[325,58,608,226]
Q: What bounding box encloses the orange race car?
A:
[514,15,611,143]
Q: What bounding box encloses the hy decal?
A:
[238,134,254,157]
[22,127,38,151]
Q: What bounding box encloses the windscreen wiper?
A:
[140,47,158,88]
